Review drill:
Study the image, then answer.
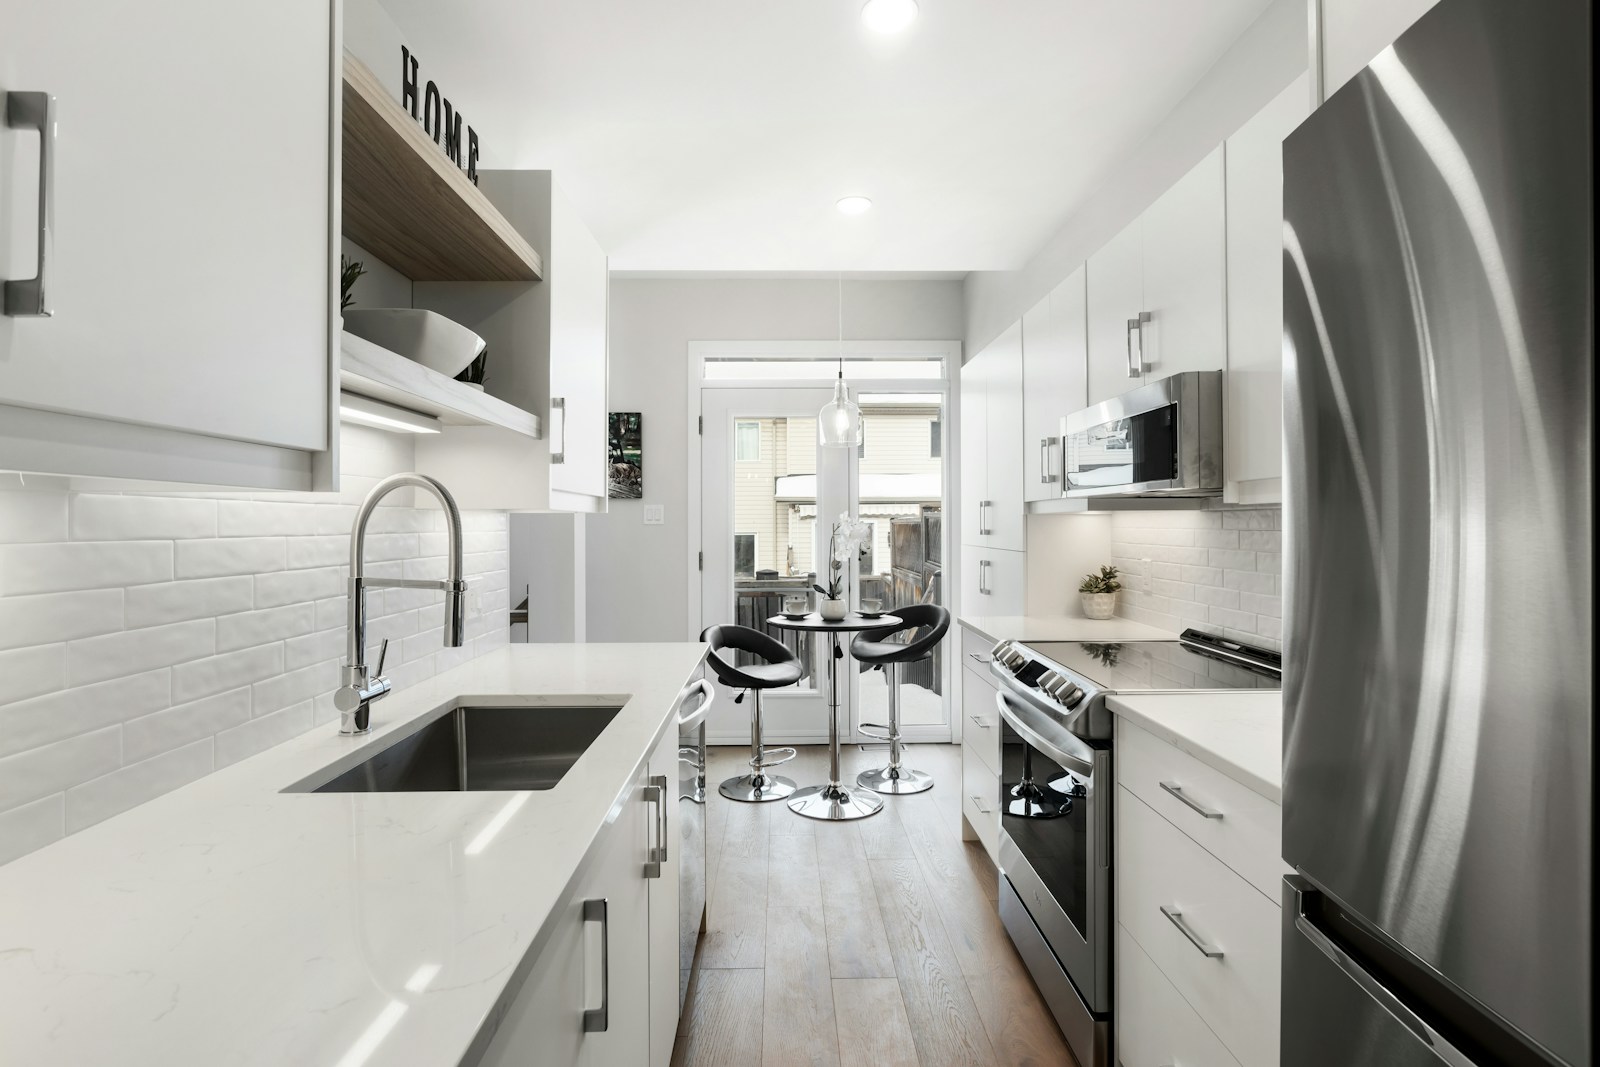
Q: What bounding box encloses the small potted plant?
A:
[340,255,367,318]
[1078,565,1122,620]
[814,513,872,620]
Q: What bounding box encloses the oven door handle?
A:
[995,689,1095,778]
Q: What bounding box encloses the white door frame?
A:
[686,339,962,746]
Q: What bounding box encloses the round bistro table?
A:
[767,611,902,821]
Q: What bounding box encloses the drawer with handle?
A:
[1117,784,1280,1067]
[960,622,996,669]
[961,746,999,862]
[960,663,1000,774]
[1116,923,1243,1067]
[1116,716,1286,898]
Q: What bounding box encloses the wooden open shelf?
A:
[340,332,541,438]
[341,53,543,282]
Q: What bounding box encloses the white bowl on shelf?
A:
[342,309,486,379]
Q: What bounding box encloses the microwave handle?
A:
[1126,312,1151,378]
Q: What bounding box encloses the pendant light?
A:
[818,274,863,448]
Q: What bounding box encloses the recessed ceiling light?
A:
[861,0,918,34]
[836,195,873,215]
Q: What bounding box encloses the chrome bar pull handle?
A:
[4,91,55,317]
[1159,780,1223,819]
[1161,905,1223,958]
[550,397,567,463]
[1040,437,1059,483]
[643,776,668,876]
[582,898,609,1031]
[969,794,992,814]
[1126,311,1152,377]
[968,714,992,729]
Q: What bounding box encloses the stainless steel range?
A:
[987,628,1280,1067]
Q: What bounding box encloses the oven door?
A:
[1062,370,1221,497]
[995,688,1112,1012]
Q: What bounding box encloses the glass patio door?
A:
[699,380,951,747]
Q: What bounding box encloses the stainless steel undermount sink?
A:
[289,704,623,793]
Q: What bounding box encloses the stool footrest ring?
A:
[857,723,891,742]
[754,746,797,769]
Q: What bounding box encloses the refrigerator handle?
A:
[1289,880,1480,1067]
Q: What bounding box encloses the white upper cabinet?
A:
[1224,74,1310,505]
[961,324,1024,553]
[1087,149,1226,406]
[1320,0,1440,96]
[1086,215,1146,406]
[959,356,988,546]
[1141,147,1227,381]
[0,0,336,489]
[1022,267,1088,502]
[414,171,609,512]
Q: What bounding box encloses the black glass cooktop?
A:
[1022,637,1281,693]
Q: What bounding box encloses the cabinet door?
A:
[958,357,988,546]
[1141,146,1227,382]
[1086,217,1145,405]
[983,547,1027,616]
[478,782,650,1067]
[1021,269,1087,504]
[548,179,609,500]
[982,321,1025,552]
[1224,75,1309,504]
[1021,293,1056,503]
[646,725,681,1067]
[0,0,332,453]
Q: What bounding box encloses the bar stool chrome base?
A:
[787,783,884,821]
[719,773,797,803]
[856,764,934,795]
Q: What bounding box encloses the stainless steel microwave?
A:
[1060,371,1223,498]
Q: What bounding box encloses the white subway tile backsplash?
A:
[65,739,214,833]
[171,644,286,705]
[0,540,173,596]
[216,701,314,769]
[0,795,64,865]
[0,669,170,758]
[1110,507,1282,651]
[70,495,217,541]
[175,537,286,579]
[123,689,251,764]
[217,603,317,653]
[0,428,510,866]
[66,618,216,687]
[254,566,345,609]
[0,491,68,544]
[126,576,255,628]
[0,589,124,651]
[0,644,65,706]
[0,726,122,812]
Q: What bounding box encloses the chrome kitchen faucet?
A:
[335,473,467,734]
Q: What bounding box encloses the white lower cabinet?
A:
[482,738,677,1066]
[1116,924,1242,1067]
[646,724,682,1067]
[958,651,1000,863]
[1115,717,1283,1067]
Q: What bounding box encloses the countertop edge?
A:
[1107,695,1282,804]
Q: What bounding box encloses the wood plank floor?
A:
[672,744,1078,1067]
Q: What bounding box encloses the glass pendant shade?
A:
[818,376,863,447]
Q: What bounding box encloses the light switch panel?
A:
[643,505,665,525]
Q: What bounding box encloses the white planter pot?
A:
[1080,592,1117,620]
[820,598,848,621]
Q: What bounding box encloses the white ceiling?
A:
[376,0,1276,272]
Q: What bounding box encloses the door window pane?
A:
[735,420,761,462]
[930,418,942,458]
[733,533,757,577]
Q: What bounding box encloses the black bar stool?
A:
[851,604,950,795]
[701,624,802,802]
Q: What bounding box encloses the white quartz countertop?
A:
[958,613,1178,644]
[0,642,707,1067]
[1107,691,1283,802]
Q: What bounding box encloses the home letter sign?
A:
[400,46,481,184]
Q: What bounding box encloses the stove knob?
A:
[1059,684,1086,708]
[1039,672,1068,698]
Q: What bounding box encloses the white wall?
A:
[0,425,510,865]
[589,277,964,642]
[962,0,1307,357]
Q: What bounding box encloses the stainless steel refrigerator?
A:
[1281,0,1592,1064]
